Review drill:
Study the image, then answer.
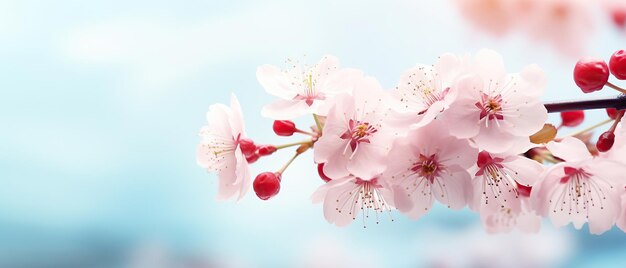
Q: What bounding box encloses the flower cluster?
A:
[453,0,625,56]
[197,50,626,234]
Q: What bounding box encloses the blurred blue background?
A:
[1,0,626,267]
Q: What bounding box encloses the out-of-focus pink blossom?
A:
[314,78,397,179]
[604,0,626,29]
[383,121,477,219]
[257,55,363,119]
[444,49,547,153]
[311,175,394,227]
[453,0,519,36]
[197,94,251,201]
[533,137,626,234]
[521,0,593,57]
[483,197,542,234]
[454,0,594,57]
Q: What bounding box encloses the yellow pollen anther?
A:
[422,164,437,175]
[355,124,368,138]
[487,99,501,112]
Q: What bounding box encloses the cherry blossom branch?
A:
[544,94,626,113]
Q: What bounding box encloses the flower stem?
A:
[277,151,302,174]
[295,129,317,137]
[544,94,626,113]
[275,140,312,150]
[313,114,324,135]
[564,118,613,137]
[608,110,625,133]
[606,82,626,94]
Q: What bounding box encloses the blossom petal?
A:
[617,194,626,233]
[256,64,297,99]
[322,177,357,227]
[502,156,544,186]
[234,149,251,201]
[504,98,547,136]
[229,94,245,136]
[347,143,387,179]
[519,64,546,97]
[472,122,516,154]
[261,99,311,120]
[392,184,414,213]
[473,49,506,82]
[433,165,470,210]
[546,137,592,162]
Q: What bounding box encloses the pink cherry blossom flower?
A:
[532,137,626,234]
[311,175,394,227]
[197,94,251,201]
[314,77,397,179]
[391,54,464,128]
[444,49,547,153]
[256,55,363,120]
[469,149,544,216]
[383,121,477,219]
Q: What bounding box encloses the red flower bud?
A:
[257,145,277,156]
[574,57,609,93]
[607,108,621,120]
[609,50,626,80]
[596,131,616,152]
[253,172,281,200]
[273,120,297,136]
[246,153,260,164]
[239,138,256,156]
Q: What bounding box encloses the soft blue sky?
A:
[1,1,626,267]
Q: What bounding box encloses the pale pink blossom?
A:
[383,121,477,219]
[520,0,594,57]
[257,55,363,120]
[444,49,547,153]
[311,175,394,227]
[470,150,544,216]
[532,137,626,234]
[453,0,519,36]
[453,0,594,57]
[391,54,464,128]
[197,94,251,201]
[314,78,397,179]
